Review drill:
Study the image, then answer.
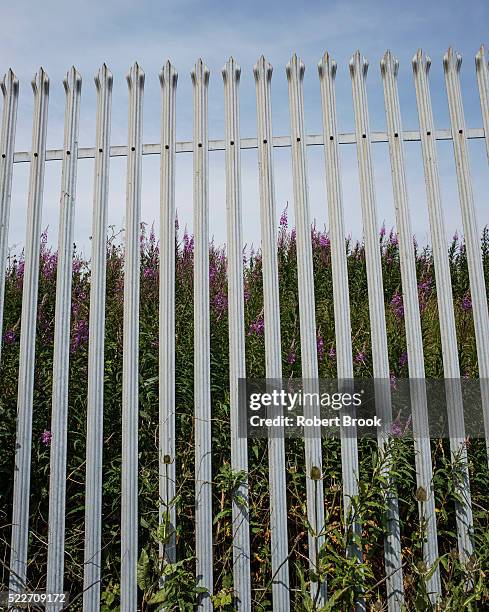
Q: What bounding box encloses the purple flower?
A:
[209,263,218,281]
[390,420,402,437]
[461,294,472,313]
[317,335,325,360]
[71,319,89,353]
[380,224,386,238]
[248,317,264,336]
[399,351,408,367]
[319,234,330,249]
[143,267,157,279]
[183,232,194,257]
[287,351,296,365]
[355,351,366,364]
[212,292,228,316]
[290,229,296,243]
[328,347,336,359]
[453,231,458,242]
[279,208,288,228]
[243,289,250,303]
[390,292,404,319]
[390,373,397,390]
[3,330,16,344]
[41,430,52,446]
[389,229,398,247]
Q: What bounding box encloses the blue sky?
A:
[1,0,488,255]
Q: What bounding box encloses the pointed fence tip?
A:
[475,44,487,67]
[443,47,462,72]
[253,55,272,80]
[380,50,399,77]
[1,68,19,96]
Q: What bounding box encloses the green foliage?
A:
[0,221,488,609]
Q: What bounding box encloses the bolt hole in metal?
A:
[98,148,103,153]
[362,134,366,138]
[165,145,169,150]
[230,140,234,146]
[394,133,399,138]
[33,152,38,157]
[459,129,463,134]
[131,146,135,151]
[1,154,5,158]
[427,131,431,136]
[296,137,300,142]
[198,143,202,148]
[66,151,71,155]
[329,136,334,141]
[263,139,267,144]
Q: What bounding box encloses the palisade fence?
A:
[0,44,488,611]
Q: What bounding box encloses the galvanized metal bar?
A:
[349,51,401,611]
[411,49,471,597]
[286,54,326,606]
[9,68,49,594]
[9,128,486,164]
[0,69,19,364]
[83,63,112,609]
[318,52,367,612]
[159,60,178,571]
[475,45,489,163]
[46,66,82,607]
[318,55,361,565]
[121,62,144,612]
[222,57,252,611]
[191,58,213,611]
[253,55,290,611]
[381,50,441,608]
[444,48,489,443]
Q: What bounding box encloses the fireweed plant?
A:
[0,215,488,610]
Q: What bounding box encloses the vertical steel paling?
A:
[0,69,19,364]
[222,57,252,611]
[83,63,112,610]
[444,48,489,465]
[381,50,440,606]
[285,54,326,606]
[475,45,489,164]
[317,51,361,555]
[9,68,49,594]
[253,56,290,611]
[159,60,178,571]
[191,58,213,610]
[413,48,475,565]
[121,62,144,612]
[349,50,402,609]
[318,52,367,610]
[47,66,82,607]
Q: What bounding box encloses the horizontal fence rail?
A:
[9,127,488,162]
[1,44,488,612]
